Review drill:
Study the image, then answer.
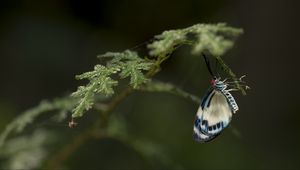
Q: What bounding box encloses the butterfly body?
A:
[193,77,238,142]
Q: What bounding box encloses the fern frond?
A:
[72,50,153,118]
[119,61,152,88]
[99,50,144,64]
[71,65,119,117]
[99,50,153,88]
[148,23,243,56]
[187,23,243,55]
[215,56,247,95]
[147,30,187,56]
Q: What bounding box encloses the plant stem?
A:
[93,87,133,129]
[215,56,246,95]
[46,88,133,169]
[46,129,94,169]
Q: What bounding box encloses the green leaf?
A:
[187,23,243,55]
[71,65,119,118]
[119,61,152,89]
[99,50,153,89]
[99,50,144,64]
[147,30,186,56]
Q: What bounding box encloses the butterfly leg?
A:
[226,88,239,92]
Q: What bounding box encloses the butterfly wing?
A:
[193,89,233,142]
[193,126,217,142]
[193,115,218,142]
[199,90,233,135]
[193,88,216,142]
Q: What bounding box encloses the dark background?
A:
[0,0,299,169]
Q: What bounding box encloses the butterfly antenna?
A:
[202,53,215,77]
[128,37,155,51]
[215,58,221,78]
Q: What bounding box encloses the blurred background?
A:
[0,0,299,169]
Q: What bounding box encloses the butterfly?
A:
[193,54,247,142]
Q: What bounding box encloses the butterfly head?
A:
[210,77,227,90]
[210,76,219,86]
[210,78,216,86]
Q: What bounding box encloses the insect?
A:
[193,54,248,142]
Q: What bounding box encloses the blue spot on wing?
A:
[193,116,226,142]
[200,119,231,136]
[194,117,201,127]
[193,126,218,143]
[194,115,223,138]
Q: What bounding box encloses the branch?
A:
[46,88,133,168]
[46,129,94,169]
[215,56,247,95]
[141,81,200,104]
[0,97,76,149]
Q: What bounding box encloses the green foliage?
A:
[71,23,244,118]
[99,50,153,88]
[0,129,54,169]
[0,97,76,149]
[71,50,153,118]
[147,23,247,94]
[148,23,243,56]
[71,65,119,117]
[0,23,246,169]
[215,56,247,94]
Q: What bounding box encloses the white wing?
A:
[196,90,232,135]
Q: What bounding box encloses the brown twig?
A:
[46,129,93,169]
[46,88,133,169]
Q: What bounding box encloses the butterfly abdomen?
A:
[213,80,239,113]
[220,88,239,113]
